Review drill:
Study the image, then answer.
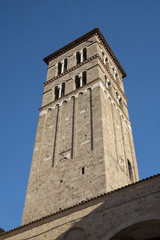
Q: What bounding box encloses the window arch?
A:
[105,56,108,64]
[76,51,81,65]
[105,75,111,88]
[82,71,87,85]
[61,82,65,97]
[58,62,62,75]
[116,92,122,105]
[64,58,68,72]
[55,86,59,100]
[83,48,87,61]
[75,75,80,89]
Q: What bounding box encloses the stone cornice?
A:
[40,80,130,125]
[43,53,127,101]
[43,54,98,86]
[43,28,127,78]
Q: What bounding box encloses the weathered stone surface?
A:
[4,29,159,240]
[21,30,139,225]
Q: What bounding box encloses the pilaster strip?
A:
[90,88,93,150]
[71,97,75,159]
[52,105,59,167]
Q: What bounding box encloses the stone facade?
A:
[21,28,139,225]
[1,28,158,240]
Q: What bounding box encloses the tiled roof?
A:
[43,28,127,78]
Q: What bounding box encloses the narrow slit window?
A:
[61,82,65,97]
[82,71,87,85]
[55,86,59,100]
[127,159,133,181]
[83,48,87,61]
[58,62,62,75]
[75,75,80,89]
[64,58,68,72]
[76,52,81,65]
[82,167,85,175]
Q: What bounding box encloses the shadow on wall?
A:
[2,178,160,240]
[53,179,160,240]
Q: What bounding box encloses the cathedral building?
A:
[1,28,160,240]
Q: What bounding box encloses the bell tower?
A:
[22,28,139,225]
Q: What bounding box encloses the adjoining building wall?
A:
[1,175,160,240]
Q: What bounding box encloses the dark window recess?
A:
[64,58,68,72]
[105,57,108,63]
[82,71,87,85]
[82,167,85,174]
[83,48,87,61]
[55,86,59,100]
[102,51,104,57]
[58,62,62,75]
[105,75,111,87]
[76,52,81,65]
[128,159,133,181]
[61,82,65,97]
[75,75,80,89]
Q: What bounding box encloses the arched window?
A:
[116,92,122,104]
[64,58,68,72]
[102,51,104,58]
[61,82,65,97]
[127,159,133,181]
[82,71,87,85]
[75,75,80,89]
[76,52,81,65]
[83,48,87,61]
[55,86,59,100]
[58,62,62,75]
[105,56,108,64]
[105,75,111,88]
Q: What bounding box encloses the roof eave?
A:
[43,28,127,78]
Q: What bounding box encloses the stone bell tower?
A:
[22,28,139,225]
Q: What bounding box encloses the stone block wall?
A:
[22,33,139,225]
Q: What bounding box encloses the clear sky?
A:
[0,0,160,231]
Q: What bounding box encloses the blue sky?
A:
[0,0,160,231]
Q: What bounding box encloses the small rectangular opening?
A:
[82,167,85,175]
